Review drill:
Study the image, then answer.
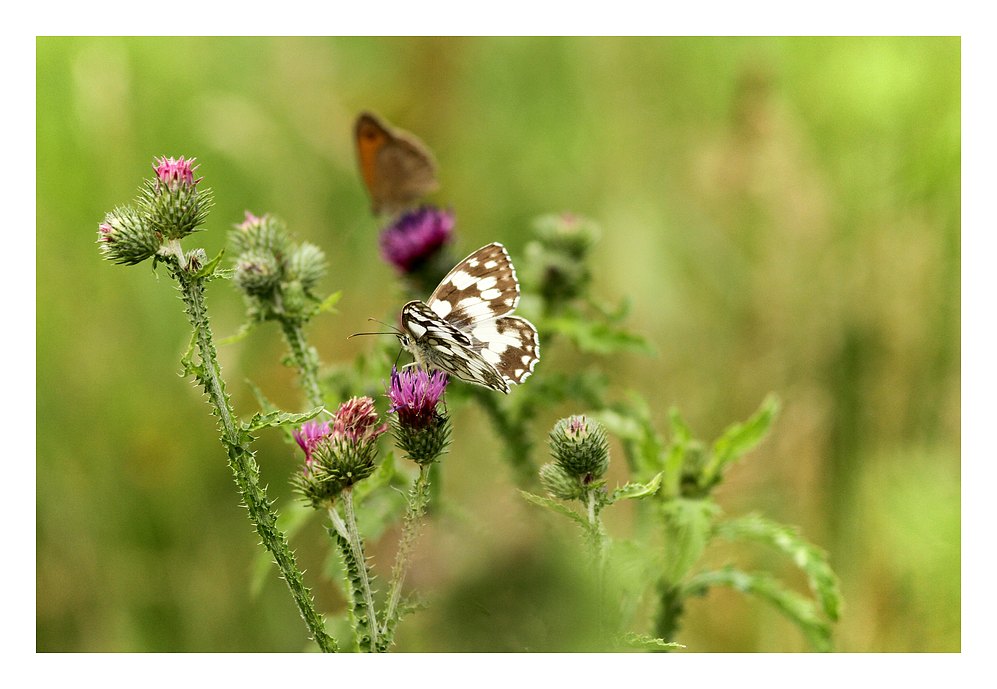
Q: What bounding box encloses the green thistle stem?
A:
[379,463,433,651]
[171,261,336,653]
[587,489,608,634]
[280,318,324,409]
[332,489,380,652]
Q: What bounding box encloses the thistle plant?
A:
[97,157,336,652]
[99,134,841,651]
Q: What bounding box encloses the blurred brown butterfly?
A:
[354,111,439,216]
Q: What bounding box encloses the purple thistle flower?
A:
[379,206,455,274]
[387,366,449,431]
[293,419,332,468]
[153,155,201,192]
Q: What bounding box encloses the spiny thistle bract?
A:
[292,398,387,506]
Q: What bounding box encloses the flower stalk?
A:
[328,492,380,652]
[171,259,336,652]
[379,463,433,651]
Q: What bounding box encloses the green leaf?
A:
[192,248,226,279]
[178,330,200,378]
[545,316,655,355]
[314,290,343,315]
[661,498,720,583]
[243,406,325,433]
[218,321,256,346]
[250,499,315,596]
[714,513,842,622]
[609,472,663,503]
[621,632,685,651]
[702,394,780,484]
[684,566,833,652]
[520,490,593,532]
[591,393,666,476]
[668,407,693,445]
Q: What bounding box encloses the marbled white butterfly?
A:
[398,243,540,393]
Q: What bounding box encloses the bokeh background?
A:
[36,36,960,652]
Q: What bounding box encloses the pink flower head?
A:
[379,206,455,274]
[387,366,449,430]
[98,222,114,242]
[565,415,590,439]
[330,396,388,445]
[153,155,200,192]
[293,419,332,467]
[235,210,264,232]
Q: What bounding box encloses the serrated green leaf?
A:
[684,566,832,652]
[609,472,663,503]
[520,490,593,532]
[621,632,685,651]
[243,406,325,433]
[702,394,780,484]
[714,513,842,622]
[662,498,720,583]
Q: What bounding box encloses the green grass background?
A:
[36,36,960,652]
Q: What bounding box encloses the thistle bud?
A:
[137,156,214,240]
[549,415,610,481]
[287,242,327,292]
[234,252,281,296]
[523,213,599,308]
[229,211,291,258]
[386,366,451,465]
[539,461,585,501]
[97,206,162,265]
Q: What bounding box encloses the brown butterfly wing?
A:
[354,112,438,215]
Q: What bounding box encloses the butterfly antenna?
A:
[368,317,403,335]
[348,331,398,338]
[349,317,404,339]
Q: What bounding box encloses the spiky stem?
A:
[280,318,324,409]
[171,258,336,652]
[329,489,380,651]
[378,463,432,650]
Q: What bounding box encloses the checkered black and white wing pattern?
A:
[399,243,540,393]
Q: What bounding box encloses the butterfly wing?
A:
[355,112,438,215]
[468,315,540,386]
[426,243,521,328]
[424,243,540,388]
[400,300,510,392]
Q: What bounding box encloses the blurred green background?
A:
[36,36,960,652]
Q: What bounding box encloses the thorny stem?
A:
[280,318,324,409]
[587,489,608,635]
[172,260,336,653]
[379,463,433,650]
[337,488,380,652]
